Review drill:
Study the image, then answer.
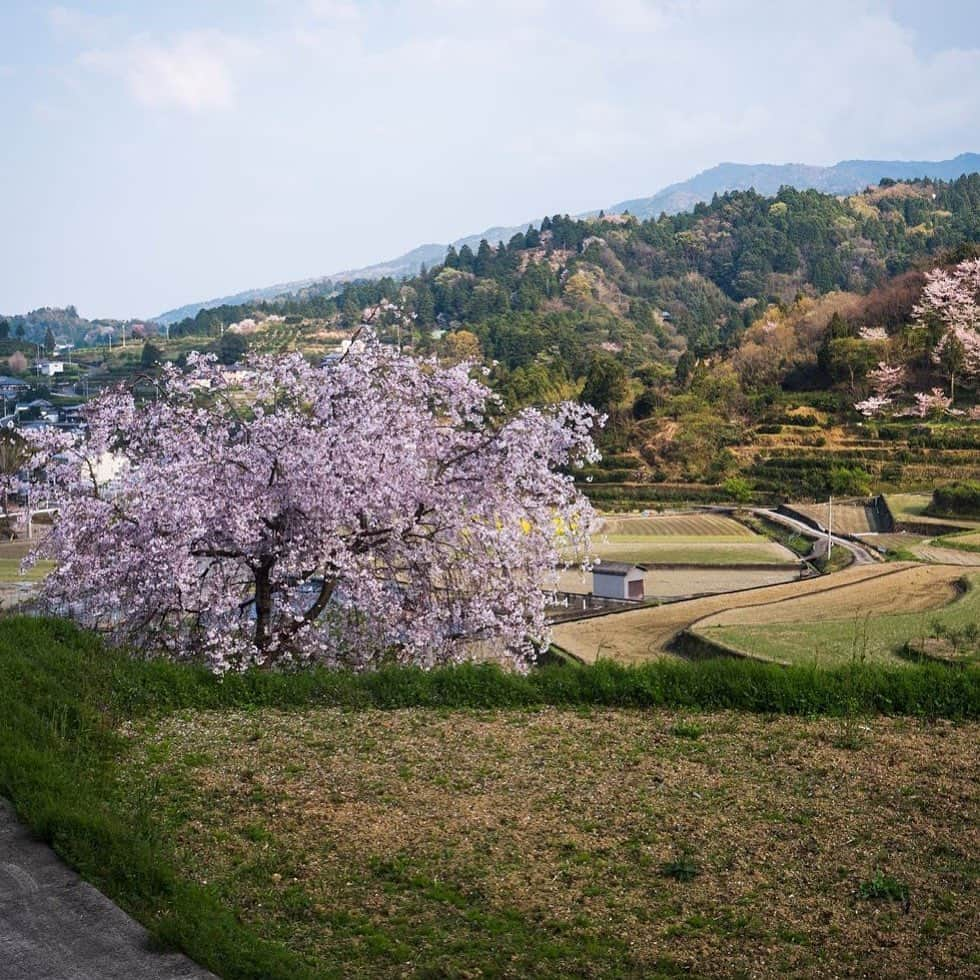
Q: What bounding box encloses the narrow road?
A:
[0,799,214,980]
[752,508,879,565]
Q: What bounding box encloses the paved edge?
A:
[0,798,218,980]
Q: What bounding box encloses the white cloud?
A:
[80,32,256,112]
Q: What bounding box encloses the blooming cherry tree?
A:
[854,395,892,418]
[913,387,954,418]
[26,337,599,672]
[914,258,980,399]
[867,362,907,399]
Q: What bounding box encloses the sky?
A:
[3,1,980,320]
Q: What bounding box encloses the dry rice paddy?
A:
[551,564,961,665]
[585,512,798,569]
[691,567,977,668]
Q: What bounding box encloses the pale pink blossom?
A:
[854,395,892,418]
[24,335,599,673]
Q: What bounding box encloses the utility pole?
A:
[827,495,833,560]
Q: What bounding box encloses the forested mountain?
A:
[154,153,980,325]
[606,153,980,219]
[174,173,980,359]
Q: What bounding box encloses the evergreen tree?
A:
[581,354,628,412]
[474,239,494,277]
[457,244,475,273]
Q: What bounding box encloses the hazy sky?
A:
[3,0,980,319]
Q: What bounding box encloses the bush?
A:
[931,481,980,518]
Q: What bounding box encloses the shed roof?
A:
[592,561,642,577]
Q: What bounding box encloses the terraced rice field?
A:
[886,493,980,531]
[860,532,928,553]
[552,563,899,664]
[600,514,754,537]
[783,500,880,535]
[694,568,978,668]
[557,565,802,599]
[912,545,980,566]
[590,513,798,567]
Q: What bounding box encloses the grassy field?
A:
[590,513,798,567]
[118,706,978,979]
[0,618,977,979]
[0,540,54,588]
[696,571,980,668]
[0,557,52,583]
[887,493,933,521]
[887,493,980,531]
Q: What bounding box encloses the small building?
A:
[592,562,645,601]
[36,360,65,377]
[0,376,29,399]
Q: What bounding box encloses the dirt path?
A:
[551,563,910,664]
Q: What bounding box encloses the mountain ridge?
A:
[153,152,980,325]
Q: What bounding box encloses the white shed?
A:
[592,562,645,601]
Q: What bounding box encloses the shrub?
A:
[931,481,980,518]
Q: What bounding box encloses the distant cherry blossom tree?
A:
[858,326,889,343]
[853,363,908,417]
[867,361,907,399]
[25,337,599,672]
[854,395,892,418]
[913,258,980,399]
[913,387,954,418]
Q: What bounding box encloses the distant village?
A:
[0,341,86,435]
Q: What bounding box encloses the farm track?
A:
[552,563,918,664]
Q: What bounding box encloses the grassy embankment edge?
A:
[1,615,978,979]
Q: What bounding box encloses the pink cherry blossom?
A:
[913,387,954,418]
[854,395,892,418]
[24,335,599,673]
[867,362,907,399]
